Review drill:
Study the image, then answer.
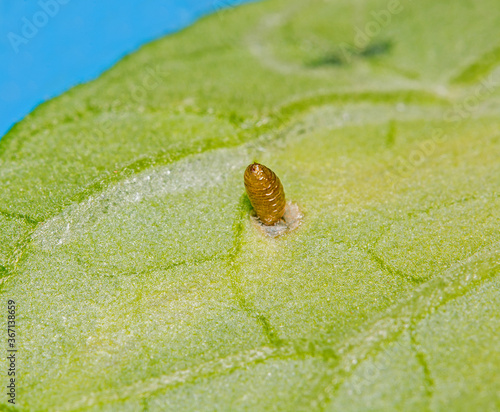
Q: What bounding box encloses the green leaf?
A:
[1,0,500,410]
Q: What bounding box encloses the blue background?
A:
[0,0,253,140]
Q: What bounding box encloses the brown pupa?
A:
[244,162,286,225]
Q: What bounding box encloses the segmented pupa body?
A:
[244,163,286,226]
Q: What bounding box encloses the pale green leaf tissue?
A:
[1,0,500,410]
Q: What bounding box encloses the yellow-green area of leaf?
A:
[1,0,500,410]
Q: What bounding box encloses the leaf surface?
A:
[1,0,500,410]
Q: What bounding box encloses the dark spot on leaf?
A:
[359,40,393,58]
[306,40,393,68]
[306,52,345,68]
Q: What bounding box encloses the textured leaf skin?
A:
[1,0,500,410]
